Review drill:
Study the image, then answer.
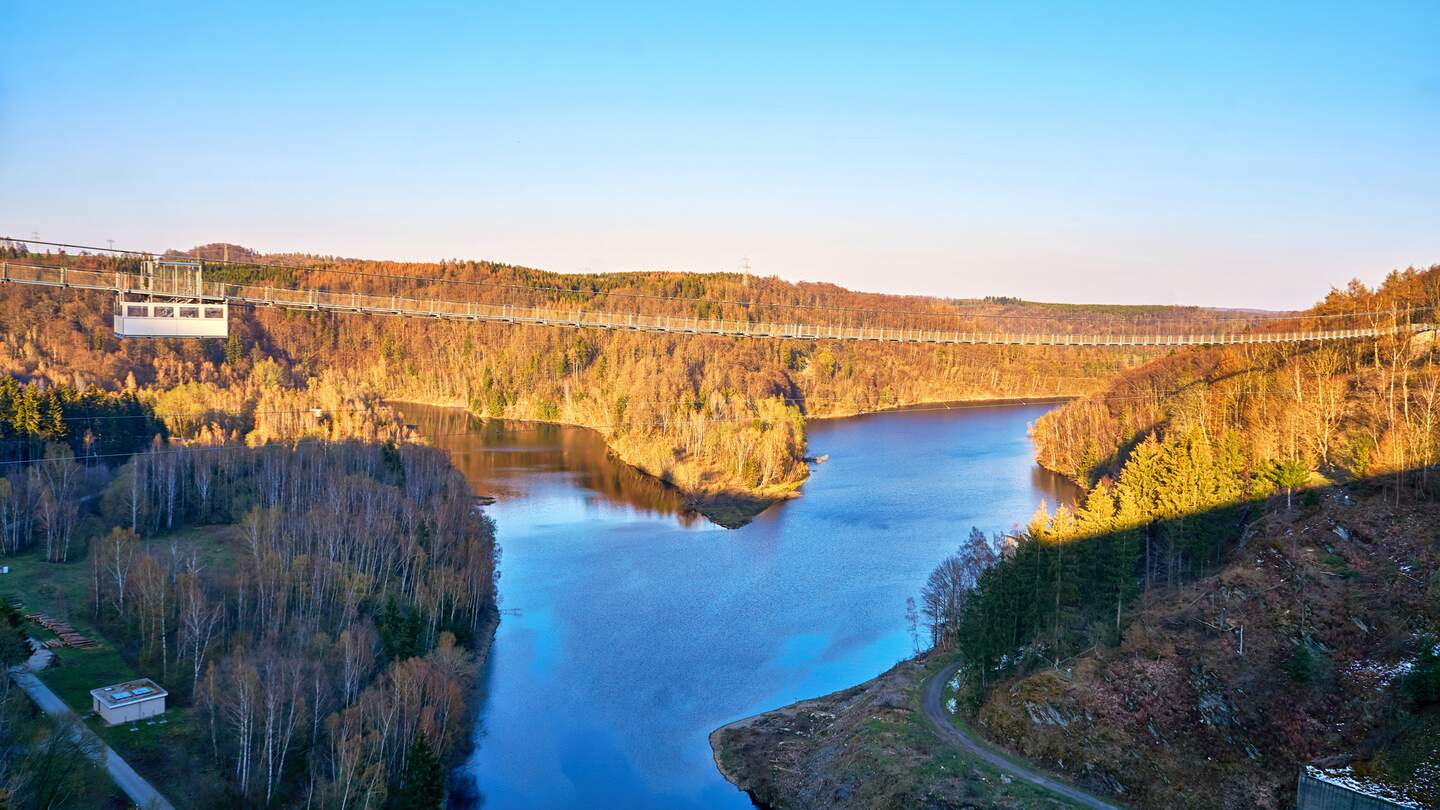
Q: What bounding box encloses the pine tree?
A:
[224,330,246,366]
[404,610,425,657]
[1275,459,1311,510]
[0,603,30,667]
[1103,527,1141,641]
[44,392,67,441]
[13,388,41,436]
[1287,640,1317,684]
[0,377,16,439]
[1403,639,1440,707]
[379,596,406,660]
[1213,429,1248,503]
[1076,480,1117,536]
[394,732,445,810]
[1027,501,1051,540]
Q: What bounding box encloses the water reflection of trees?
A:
[394,403,703,526]
[1029,464,1082,508]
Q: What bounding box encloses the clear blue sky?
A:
[2,2,1436,309]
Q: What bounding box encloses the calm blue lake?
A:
[399,401,1076,809]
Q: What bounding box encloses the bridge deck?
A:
[1,260,1429,347]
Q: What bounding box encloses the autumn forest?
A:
[2,240,1438,810]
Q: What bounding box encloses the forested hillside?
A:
[1032,268,1440,491]
[971,495,1439,808]
[0,242,515,806]
[916,264,1440,808]
[1,241,1185,524]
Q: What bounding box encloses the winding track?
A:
[922,661,1127,810]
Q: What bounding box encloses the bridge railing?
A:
[0,260,1431,347]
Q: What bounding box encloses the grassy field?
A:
[0,525,239,809]
[0,546,101,639]
[0,543,139,711]
[0,525,238,707]
[1,525,238,639]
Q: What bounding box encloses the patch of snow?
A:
[946,697,957,714]
[1340,658,1415,691]
[1305,766,1424,808]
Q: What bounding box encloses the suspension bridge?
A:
[0,258,1431,347]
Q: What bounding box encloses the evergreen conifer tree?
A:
[395,732,445,810]
[13,388,41,436]
[1275,459,1311,510]
[44,392,67,440]
[0,603,30,667]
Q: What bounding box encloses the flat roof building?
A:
[90,678,167,726]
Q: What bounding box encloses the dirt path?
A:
[922,662,1126,810]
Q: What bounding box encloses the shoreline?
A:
[709,713,770,809]
[386,397,798,528]
[445,606,500,802]
[389,394,1076,529]
[387,397,807,527]
[803,394,1077,422]
[708,654,1097,809]
[405,393,1085,805]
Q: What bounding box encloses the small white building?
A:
[90,678,167,725]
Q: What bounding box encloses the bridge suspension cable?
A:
[0,258,1431,348]
[8,236,1431,326]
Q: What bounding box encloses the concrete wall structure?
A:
[1297,771,1415,810]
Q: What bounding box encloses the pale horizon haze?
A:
[2,2,1437,309]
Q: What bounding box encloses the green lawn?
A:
[0,546,99,638]
[94,707,189,748]
[0,526,237,712]
[44,646,141,713]
[0,524,238,643]
[0,546,136,713]
[162,524,243,570]
[1,526,239,809]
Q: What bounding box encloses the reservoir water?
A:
[398,401,1078,809]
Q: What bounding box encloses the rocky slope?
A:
[712,658,1080,810]
[713,487,1440,809]
[973,489,1438,809]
